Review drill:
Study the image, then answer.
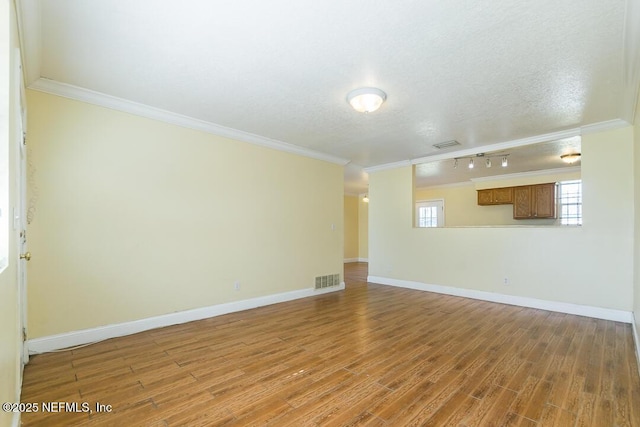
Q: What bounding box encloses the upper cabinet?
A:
[477,182,556,220]
[477,187,513,205]
[513,183,556,219]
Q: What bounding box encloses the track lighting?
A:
[453,153,509,169]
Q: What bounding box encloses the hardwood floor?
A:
[20,263,640,426]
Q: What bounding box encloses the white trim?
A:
[344,258,368,263]
[470,166,581,183]
[367,275,633,323]
[363,160,412,173]
[580,119,630,134]
[633,313,640,377]
[411,128,581,165]
[27,284,344,354]
[368,120,631,174]
[14,0,41,85]
[28,78,350,166]
[358,257,368,262]
[11,413,20,427]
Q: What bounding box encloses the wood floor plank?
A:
[509,376,553,422]
[538,404,577,426]
[501,411,539,427]
[461,384,519,426]
[20,263,640,426]
[418,391,480,426]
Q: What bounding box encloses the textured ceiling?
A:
[415,137,582,188]
[18,0,640,193]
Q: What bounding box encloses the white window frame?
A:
[415,199,445,228]
[558,180,582,226]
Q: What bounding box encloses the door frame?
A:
[15,47,29,366]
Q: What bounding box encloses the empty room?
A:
[2,0,640,426]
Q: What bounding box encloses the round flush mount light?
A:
[560,153,581,164]
[347,87,387,113]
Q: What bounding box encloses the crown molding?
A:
[363,160,412,173]
[357,117,628,175]
[14,0,41,86]
[412,120,630,166]
[470,166,581,183]
[28,78,350,166]
[580,118,631,134]
[412,128,582,165]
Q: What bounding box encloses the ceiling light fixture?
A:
[347,87,387,113]
[362,194,369,203]
[453,153,509,169]
[560,153,581,164]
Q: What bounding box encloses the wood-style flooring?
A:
[20,263,640,426]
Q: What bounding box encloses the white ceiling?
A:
[18,0,640,193]
[415,137,582,188]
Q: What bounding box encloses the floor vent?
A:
[315,274,340,289]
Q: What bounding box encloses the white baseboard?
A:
[368,275,633,323]
[633,313,640,376]
[344,258,368,263]
[27,283,345,354]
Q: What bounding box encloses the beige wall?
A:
[344,195,359,259]
[26,90,344,338]
[344,194,369,261]
[358,196,369,259]
[415,168,581,227]
[0,3,22,426]
[369,126,634,311]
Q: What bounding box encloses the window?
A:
[558,180,582,225]
[416,199,444,228]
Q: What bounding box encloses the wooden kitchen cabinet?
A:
[477,187,513,205]
[513,183,556,219]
